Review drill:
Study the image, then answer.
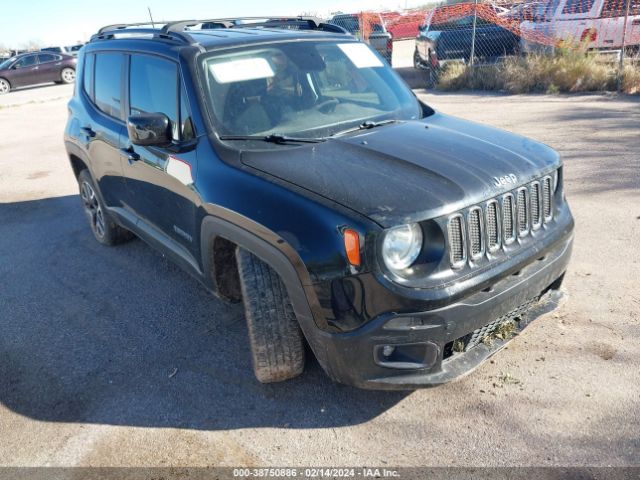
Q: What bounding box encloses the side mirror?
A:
[127,113,171,147]
[418,25,427,33]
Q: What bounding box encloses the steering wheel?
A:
[316,98,339,114]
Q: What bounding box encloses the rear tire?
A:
[78,170,133,246]
[0,78,10,95]
[236,248,305,383]
[61,67,76,84]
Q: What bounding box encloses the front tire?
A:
[61,67,76,84]
[236,248,305,383]
[78,170,133,246]
[0,78,10,95]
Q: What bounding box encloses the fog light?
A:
[382,345,395,357]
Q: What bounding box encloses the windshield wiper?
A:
[331,119,399,138]
[219,134,326,144]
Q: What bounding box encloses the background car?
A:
[0,52,77,94]
[328,13,394,62]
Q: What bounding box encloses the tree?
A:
[20,39,44,52]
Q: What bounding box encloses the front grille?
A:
[447,215,465,267]
[468,208,483,259]
[531,182,542,229]
[503,194,515,244]
[446,175,555,269]
[517,187,528,236]
[486,201,500,252]
[542,176,553,220]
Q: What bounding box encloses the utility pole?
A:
[617,0,631,91]
[469,0,478,66]
[148,7,156,28]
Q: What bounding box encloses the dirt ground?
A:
[0,83,638,468]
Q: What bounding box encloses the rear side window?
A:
[129,55,179,140]
[94,53,123,119]
[38,54,60,63]
[83,54,94,98]
[602,0,640,16]
[561,0,595,14]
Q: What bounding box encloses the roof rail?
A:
[91,24,194,44]
[162,16,347,34]
[92,16,347,45]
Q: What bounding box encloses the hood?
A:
[241,112,561,228]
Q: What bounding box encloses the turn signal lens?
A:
[344,229,361,266]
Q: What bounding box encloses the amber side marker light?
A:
[344,229,361,266]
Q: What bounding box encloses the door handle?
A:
[81,126,95,138]
[121,146,140,164]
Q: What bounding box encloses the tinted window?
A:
[94,53,123,119]
[130,55,178,140]
[83,53,94,98]
[15,55,38,68]
[38,53,59,63]
[562,0,595,14]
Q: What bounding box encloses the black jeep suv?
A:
[64,17,574,389]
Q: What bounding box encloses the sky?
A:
[0,0,426,48]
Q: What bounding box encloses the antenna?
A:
[148,7,156,28]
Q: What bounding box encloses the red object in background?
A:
[385,12,426,39]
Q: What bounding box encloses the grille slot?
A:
[448,215,466,268]
[468,207,483,259]
[542,176,553,221]
[503,194,515,245]
[516,188,529,236]
[531,182,542,229]
[486,201,500,252]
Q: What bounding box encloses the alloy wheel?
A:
[80,181,105,238]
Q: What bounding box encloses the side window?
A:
[15,55,37,68]
[37,54,57,63]
[83,53,95,99]
[94,53,123,119]
[180,82,195,142]
[561,0,595,14]
[129,54,178,141]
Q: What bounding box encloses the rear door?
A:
[36,53,63,82]
[554,0,602,47]
[83,52,129,208]
[122,53,199,258]
[599,0,640,47]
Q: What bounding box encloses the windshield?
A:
[0,58,14,69]
[201,41,421,139]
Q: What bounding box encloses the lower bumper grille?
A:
[463,296,539,350]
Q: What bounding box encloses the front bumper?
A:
[307,231,573,390]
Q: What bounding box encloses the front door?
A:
[121,53,199,259]
[9,54,43,87]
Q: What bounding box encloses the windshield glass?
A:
[201,41,421,139]
[0,58,15,69]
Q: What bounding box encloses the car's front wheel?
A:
[78,170,133,246]
[236,248,305,383]
[61,67,76,84]
[0,78,10,95]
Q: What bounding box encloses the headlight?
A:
[382,223,423,272]
[553,169,559,192]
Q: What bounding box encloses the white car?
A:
[521,0,640,52]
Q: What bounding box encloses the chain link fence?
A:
[327,0,640,94]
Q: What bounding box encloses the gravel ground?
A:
[0,83,638,468]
